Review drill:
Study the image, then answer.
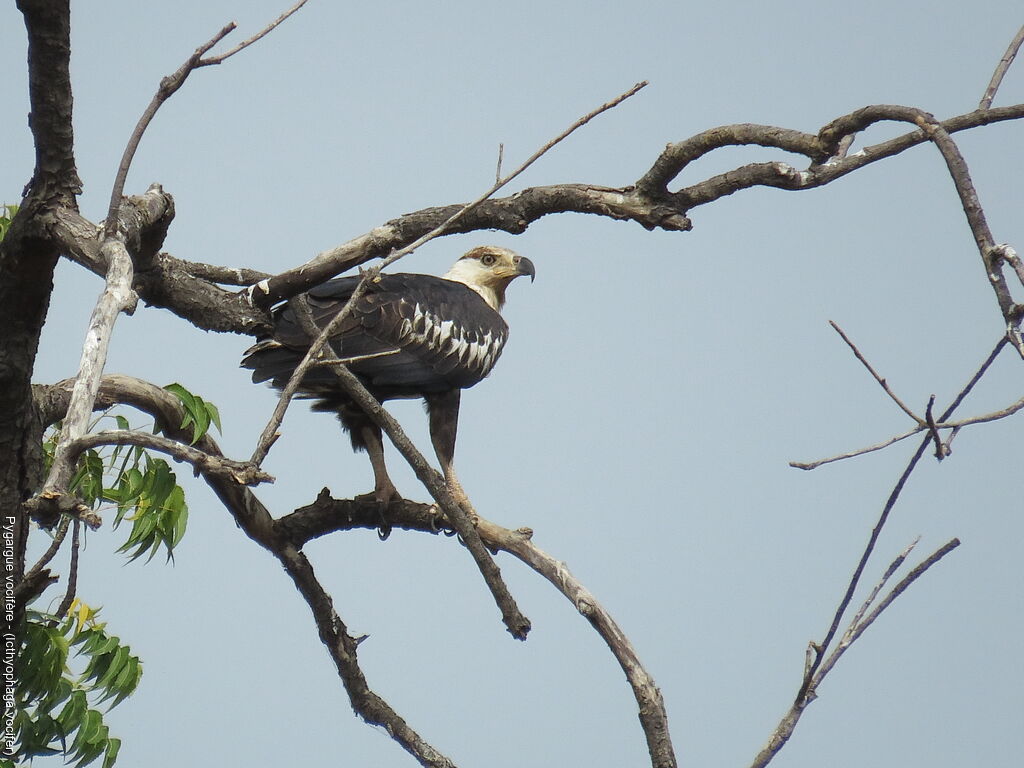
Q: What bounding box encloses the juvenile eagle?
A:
[242,245,535,504]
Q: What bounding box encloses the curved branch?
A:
[278,495,678,768]
[67,430,272,486]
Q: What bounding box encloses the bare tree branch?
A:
[980,24,1024,110]
[31,232,139,511]
[278,494,678,768]
[48,103,1024,341]
[842,536,921,641]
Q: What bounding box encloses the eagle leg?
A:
[343,409,401,505]
[426,390,475,516]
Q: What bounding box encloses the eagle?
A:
[242,245,535,505]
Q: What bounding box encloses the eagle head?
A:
[442,245,536,312]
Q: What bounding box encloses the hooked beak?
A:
[515,256,536,283]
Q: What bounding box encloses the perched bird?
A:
[242,245,535,505]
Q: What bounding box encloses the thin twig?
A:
[789,427,920,469]
[979,24,1024,110]
[792,335,1016,469]
[495,143,504,184]
[829,320,921,422]
[198,0,310,65]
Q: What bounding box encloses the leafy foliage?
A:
[13,603,138,768]
[42,380,222,564]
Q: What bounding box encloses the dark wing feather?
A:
[241,274,509,406]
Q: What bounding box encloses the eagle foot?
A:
[354,487,402,506]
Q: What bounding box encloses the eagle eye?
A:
[481,253,496,266]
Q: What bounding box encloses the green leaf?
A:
[205,399,223,434]
[102,737,121,768]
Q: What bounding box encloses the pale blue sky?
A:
[3,2,1023,767]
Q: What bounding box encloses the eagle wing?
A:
[242,274,509,402]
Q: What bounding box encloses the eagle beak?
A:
[515,256,536,283]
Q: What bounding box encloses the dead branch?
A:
[842,537,921,640]
[795,338,1006,706]
[278,494,678,768]
[980,24,1024,109]
[750,539,959,768]
[48,103,1024,339]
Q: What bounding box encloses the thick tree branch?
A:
[46,103,1024,342]
[29,226,140,521]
